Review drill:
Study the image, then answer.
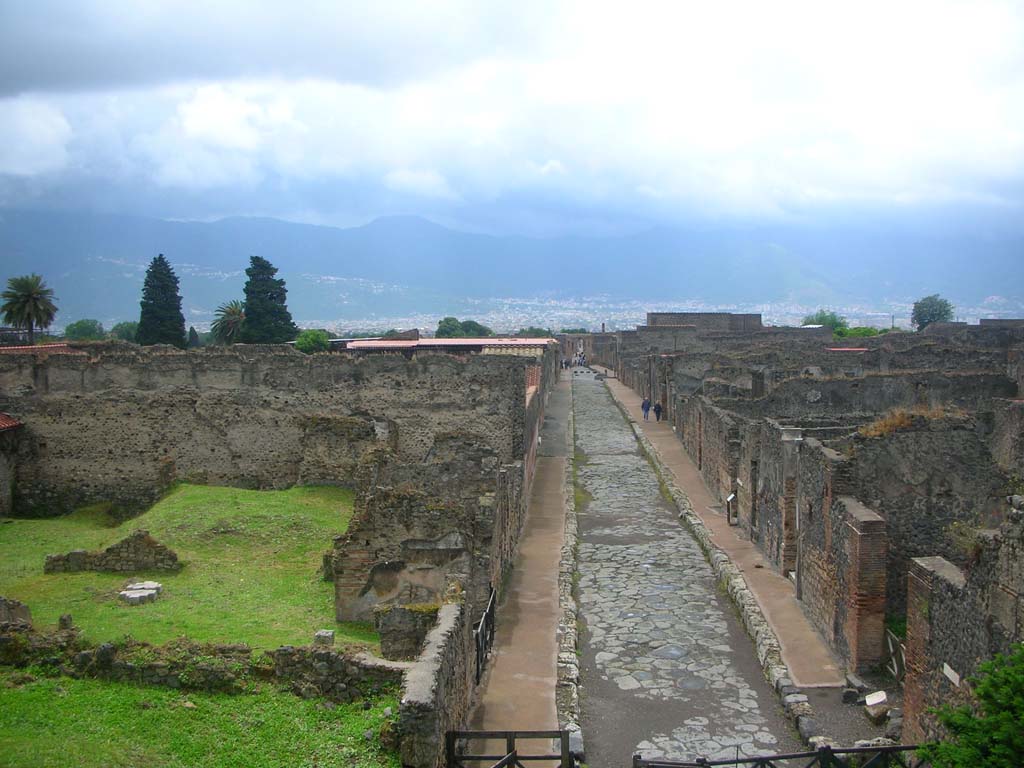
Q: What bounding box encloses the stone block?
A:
[314,630,335,646]
[865,702,891,725]
[119,588,158,605]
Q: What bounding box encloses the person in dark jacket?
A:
[653,401,663,422]
[641,397,651,420]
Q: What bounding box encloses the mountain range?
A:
[1,208,1021,329]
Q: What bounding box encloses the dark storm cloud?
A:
[0,1,543,95]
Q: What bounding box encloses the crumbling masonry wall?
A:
[0,345,527,516]
[44,529,179,573]
[903,504,1024,742]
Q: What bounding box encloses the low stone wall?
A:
[44,530,179,574]
[556,389,583,757]
[269,645,408,701]
[397,601,473,768]
[0,622,407,702]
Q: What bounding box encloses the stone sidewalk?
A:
[596,367,844,689]
[574,371,800,766]
[467,374,570,752]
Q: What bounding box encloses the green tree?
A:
[210,300,246,344]
[1,274,58,344]
[918,643,1024,768]
[912,294,954,330]
[559,327,589,334]
[515,326,554,337]
[435,317,462,338]
[187,326,202,348]
[294,328,331,354]
[239,256,297,344]
[436,317,493,338]
[64,318,105,340]
[802,309,849,333]
[136,254,186,347]
[109,320,139,342]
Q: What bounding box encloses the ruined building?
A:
[584,312,1024,740]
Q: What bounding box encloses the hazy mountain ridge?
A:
[1,208,1021,328]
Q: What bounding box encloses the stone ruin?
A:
[582,312,1024,741]
[44,529,179,574]
[0,596,31,630]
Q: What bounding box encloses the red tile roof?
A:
[0,343,76,354]
[0,413,23,431]
[346,337,556,351]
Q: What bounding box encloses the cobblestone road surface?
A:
[574,372,799,766]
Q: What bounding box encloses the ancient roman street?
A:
[572,371,800,766]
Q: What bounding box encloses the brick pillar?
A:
[843,498,887,671]
[903,557,941,744]
[334,545,376,621]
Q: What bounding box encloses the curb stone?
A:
[556,379,584,759]
[605,381,836,749]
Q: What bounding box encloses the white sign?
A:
[943,663,961,687]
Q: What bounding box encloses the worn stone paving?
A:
[574,372,799,765]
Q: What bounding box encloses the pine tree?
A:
[187,326,201,348]
[136,254,186,347]
[239,256,297,343]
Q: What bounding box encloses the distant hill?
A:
[0,208,1021,327]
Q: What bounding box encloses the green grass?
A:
[0,484,376,651]
[0,670,400,768]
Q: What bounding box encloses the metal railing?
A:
[474,586,497,685]
[633,744,926,768]
[447,730,576,768]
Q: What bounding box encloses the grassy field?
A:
[0,670,400,768]
[0,484,375,650]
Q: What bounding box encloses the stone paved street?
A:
[574,371,800,766]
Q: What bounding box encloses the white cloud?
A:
[0,98,72,175]
[1,0,1024,225]
[384,168,459,200]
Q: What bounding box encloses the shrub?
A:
[294,329,331,354]
[918,643,1024,768]
[64,318,105,340]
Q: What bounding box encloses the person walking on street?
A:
[653,401,663,422]
[641,397,651,421]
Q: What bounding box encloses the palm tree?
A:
[1,274,58,344]
[210,300,245,344]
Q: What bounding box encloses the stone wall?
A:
[903,502,1024,742]
[0,432,13,517]
[268,644,408,701]
[721,371,1017,421]
[374,603,440,661]
[841,416,1008,615]
[991,398,1024,476]
[43,529,179,574]
[397,601,473,768]
[1,623,408,702]
[792,436,887,670]
[0,345,527,516]
[332,432,521,622]
[646,311,763,330]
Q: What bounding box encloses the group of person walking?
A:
[641,396,663,422]
[561,354,587,369]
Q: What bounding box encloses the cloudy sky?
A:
[2,0,1023,234]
